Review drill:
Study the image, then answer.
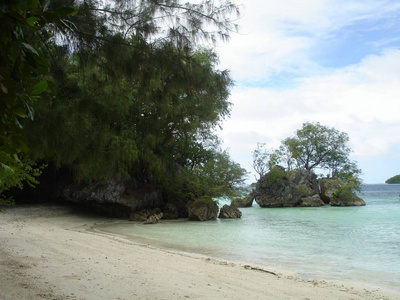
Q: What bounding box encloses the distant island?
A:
[385,175,400,184]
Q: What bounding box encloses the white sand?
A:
[0,204,398,300]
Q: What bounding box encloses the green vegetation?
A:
[0,0,78,204]
[251,143,271,179]
[252,122,362,195]
[386,175,400,184]
[1,0,247,204]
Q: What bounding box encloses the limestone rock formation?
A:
[319,179,335,204]
[320,178,365,206]
[291,169,324,207]
[231,193,254,207]
[249,167,365,208]
[299,194,325,207]
[330,194,366,206]
[254,166,302,207]
[64,178,164,217]
[143,213,163,224]
[290,169,320,195]
[129,208,162,221]
[218,205,242,218]
[188,199,219,221]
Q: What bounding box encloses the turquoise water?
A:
[98,184,400,290]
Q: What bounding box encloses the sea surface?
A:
[97,184,400,291]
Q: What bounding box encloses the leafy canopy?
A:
[282,122,352,176]
[0,0,78,203]
[10,0,246,202]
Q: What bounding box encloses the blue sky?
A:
[215,0,400,184]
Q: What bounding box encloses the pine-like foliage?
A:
[19,0,246,200]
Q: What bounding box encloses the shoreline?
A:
[0,204,398,299]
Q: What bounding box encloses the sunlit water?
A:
[97,184,400,290]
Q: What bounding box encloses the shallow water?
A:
[98,184,400,290]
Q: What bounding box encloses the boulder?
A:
[218,205,242,218]
[231,192,254,207]
[143,213,163,224]
[254,166,302,207]
[330,194,366,206]
[188,199,219,221]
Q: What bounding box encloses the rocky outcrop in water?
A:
[299,194,325,207]
[251,166,367,208]
[320,179,365,206]
[254,166,302,207]
[231,193,254,207]
[330,194,366,206]
[218,205,242,218]
[291,169,324,207]
[188,199,219,221]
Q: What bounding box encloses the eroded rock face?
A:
[143,213,163,224]
[319,179,335,204]
[249,167,365,208]
[320,178,365,206]
[330,194,366,206]
[231,193,254,207]
[299,194,325,207]
[218,205,242,218]
[254,166,302,207]
[188,199,219,221]
[290,169,320,195]
[292,169,324,207]
[251,167,324,207]
[64,178,164,217]
[129,208,162,221]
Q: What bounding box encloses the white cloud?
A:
[217,0,400,82]
[214,0,400,183]
[218,49,400,183]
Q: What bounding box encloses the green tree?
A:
[270,143,295,172]
[250,143,271,179]
[282,122,351,176]
[21,0,245,202]
[0,0,77,203]
[172,147,248,202]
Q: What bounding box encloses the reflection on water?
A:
[97,184,400,290]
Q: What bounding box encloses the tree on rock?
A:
[282,122,352,177]
[252,122,363,206]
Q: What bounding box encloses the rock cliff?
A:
[63,178,164,217]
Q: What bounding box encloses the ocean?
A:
[97,184,400,291]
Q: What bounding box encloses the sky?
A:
[213,0,400,184]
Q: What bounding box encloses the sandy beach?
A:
[0,204,398,300]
